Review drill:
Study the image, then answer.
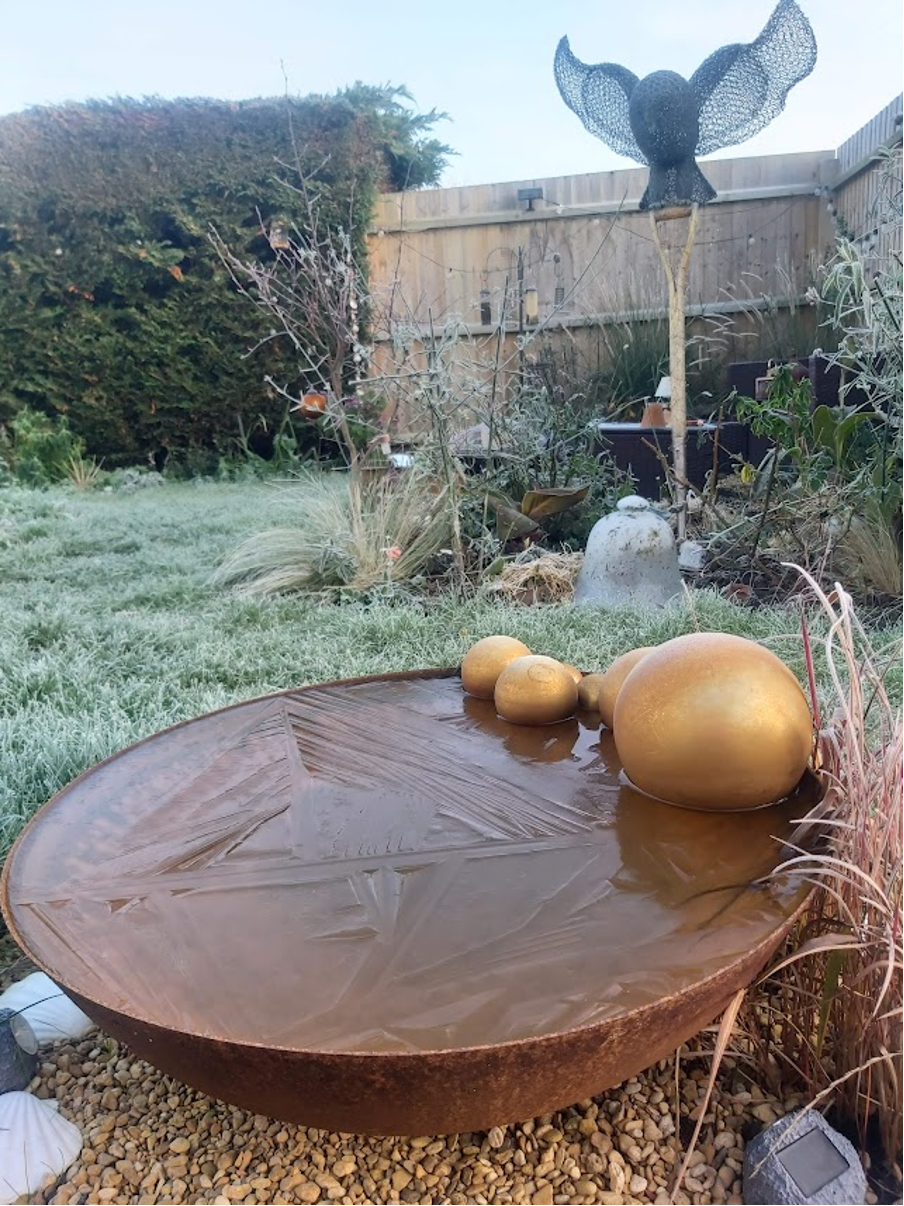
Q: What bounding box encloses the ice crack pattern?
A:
[5,672,810,1052]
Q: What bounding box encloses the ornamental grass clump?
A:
[211,470,451,596]
[748,568,902,1181]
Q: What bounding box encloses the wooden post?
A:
[516,245,525,383]
[648,204,700,541]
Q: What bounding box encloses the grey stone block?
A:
[743,1109,866,1205]
[678,538,706,573]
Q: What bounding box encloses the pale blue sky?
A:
[1,1,900,186]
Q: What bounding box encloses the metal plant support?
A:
[555,0,816,534]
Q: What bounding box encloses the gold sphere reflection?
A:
[562,663,584,685]
[598,647,654,729]
[613,632,813,811]
[461,635,531,698]
[577,673,607,711]
[495,655,578,726]
[461,696,583,763]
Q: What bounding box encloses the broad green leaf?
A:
[521,485,589,520]
[488,496,540,541]
[810,405,836,452]
[834,411,878,463]
[815,948,846,1059]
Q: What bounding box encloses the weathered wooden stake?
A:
[648,203,700,541]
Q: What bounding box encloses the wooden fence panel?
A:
[366,101,901,429]
[369,151,834,337]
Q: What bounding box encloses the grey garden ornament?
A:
[554,0,817,212]
[573,495,681,609]
[554,0,816,538]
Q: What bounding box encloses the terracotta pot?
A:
[640,402,669,428]
[295,392,328,419]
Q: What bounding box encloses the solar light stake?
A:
[648,204,699,540]
[0,1007,39,1093]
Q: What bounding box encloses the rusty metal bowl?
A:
[1,670,817,1135]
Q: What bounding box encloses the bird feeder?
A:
[268,223,290,251]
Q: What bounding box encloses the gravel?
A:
[1,941,877,1206]
[17,1030,803,1206]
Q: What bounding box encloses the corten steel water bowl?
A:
[1,669,818,1135]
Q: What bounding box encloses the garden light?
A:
[523,286,539,323]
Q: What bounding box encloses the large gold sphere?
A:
[613,633,813,811]
[577,673,607,711]
[495,655,578,726]
[461,635,531,698]
[562,663,584,685]
[598,647,654,729]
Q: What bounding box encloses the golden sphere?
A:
[598,647,654,729]
[613,632,813,811]
[461,635,531,699]
[562,663,584,685]
[495,655,578,726]
[577,673,607,711]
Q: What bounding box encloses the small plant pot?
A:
[640,402,669,428]
[295,392,328,419]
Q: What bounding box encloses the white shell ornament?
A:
[0,972,93,1043]
[0,1091,83,1198]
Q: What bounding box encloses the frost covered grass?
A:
[0,478,900,868]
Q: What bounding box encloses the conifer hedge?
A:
[0,90,447,466]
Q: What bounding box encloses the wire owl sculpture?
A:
[555,0,817,211]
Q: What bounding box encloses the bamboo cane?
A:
[648,204,700,541]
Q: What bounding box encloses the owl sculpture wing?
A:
[554,37,646,165]
[690,0,817,157]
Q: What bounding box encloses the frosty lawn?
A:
[0,478,899,865]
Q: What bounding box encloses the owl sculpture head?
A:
[555,0,817,211]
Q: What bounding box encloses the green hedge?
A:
[0,90,447,466]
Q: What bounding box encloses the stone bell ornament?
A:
[573,496,681,609]
[554,0,817,212]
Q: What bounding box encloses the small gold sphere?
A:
[495,655,578,726]
[613,632,813,811]
[577,673,607,711]
[461,635,531,699]
[598,647,654,729]
[562,663,584,685]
